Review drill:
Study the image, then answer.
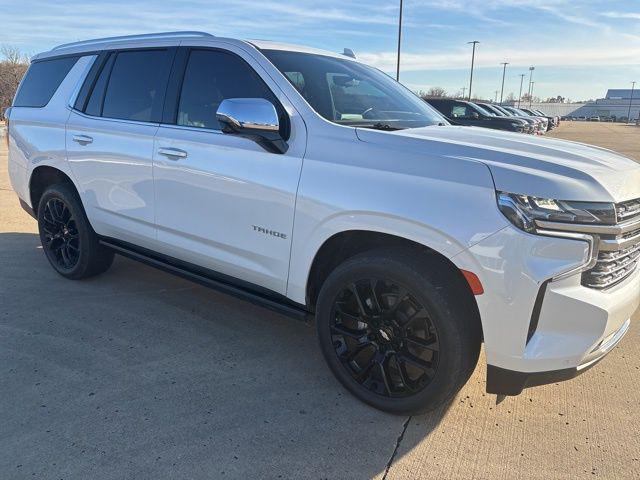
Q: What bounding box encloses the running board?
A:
[99,238,312,322]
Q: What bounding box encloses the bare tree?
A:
[419,86,447,99]
[0,45,29,117]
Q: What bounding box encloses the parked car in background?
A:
[521,108,558,130]
[532,109,560,127]
[589,116,601,122]
[6,32,640,415]
[475,102,535,134]
[502,106,549,133]
[424,98,528,133]
[491,104,546,134]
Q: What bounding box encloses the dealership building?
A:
[507,89,640,120]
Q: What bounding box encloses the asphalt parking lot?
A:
[1,123,639,479]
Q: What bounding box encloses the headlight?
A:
[509,122,522,128]
[497,192,616,233]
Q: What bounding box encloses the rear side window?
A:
[177,50,280,130]
[94,49,173,122]
[13,56,79,107]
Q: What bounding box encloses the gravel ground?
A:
[1,123,638,479]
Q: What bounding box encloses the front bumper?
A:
[487,318,631,395]
[453,225,639,395]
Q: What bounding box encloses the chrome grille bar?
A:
[536,197,640,289]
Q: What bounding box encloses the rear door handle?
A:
[72,134,93,145]
[158,147,188,160]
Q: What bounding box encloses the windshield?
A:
[493,105,512,115]
[469,102,493,116]
[262,50,447,130]
[482,104,505,116]
[515,108,534,116]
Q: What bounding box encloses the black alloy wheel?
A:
[330,278,439,398]
[37,183,114,279]
[316,249,481,415]
[41,197,80,270]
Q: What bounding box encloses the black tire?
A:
[37,183,114,279]
[316,248,481,415]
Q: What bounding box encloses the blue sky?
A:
[1,0,639,101]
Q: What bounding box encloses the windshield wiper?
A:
[357,123,403,131]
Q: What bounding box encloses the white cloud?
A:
[601,11,640,20]
[360,44,640,72]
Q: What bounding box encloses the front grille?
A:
[582,198,640,289]
[616,198,640,221]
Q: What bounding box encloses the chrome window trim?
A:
[66,105,161,128]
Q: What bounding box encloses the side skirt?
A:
[99,237,313,322]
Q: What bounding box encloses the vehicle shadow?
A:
[0,232,453,479]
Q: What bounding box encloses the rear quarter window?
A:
[13,56,79,107]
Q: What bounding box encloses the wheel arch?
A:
[29,165,79,213]
[303,230,482,338]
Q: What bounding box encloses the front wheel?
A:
[316,249,481,415]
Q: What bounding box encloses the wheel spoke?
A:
[392,353,415,392]
[366,279,382,314]
[330,323,368,341]
[60,245,71,267]
[354,355,376,381]
[348,283,368,317]
[404,335,439,352]
[340,341,374,363]
[381,286,408,312]
[335,303,364,324]
[398,353,436,377]
[376,356,392,395]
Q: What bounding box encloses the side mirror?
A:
[216,98,288,154]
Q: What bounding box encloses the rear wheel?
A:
[316,248,480,415]
[37,183,114,279]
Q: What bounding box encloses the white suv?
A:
[6,32,640,414]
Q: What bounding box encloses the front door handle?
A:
[72,134,93,145]
[158,147,188,160]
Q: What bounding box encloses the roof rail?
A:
[52,31,214,51]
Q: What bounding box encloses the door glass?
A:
[177,50,278,130]
[101,50,173,122]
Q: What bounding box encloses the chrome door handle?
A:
[72,134,93,145]
[158,147,188,160]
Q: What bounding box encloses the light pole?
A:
[628,81,636,123]
[494,90,499,102]
[467,41,479,100]
[529,81,535,107]
[517,74,525,108]
[527,66,535,100]
[499,62,509,104]
[461,86,467,99]
[396,0,403,82]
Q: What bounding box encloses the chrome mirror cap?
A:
[216,98,280,133]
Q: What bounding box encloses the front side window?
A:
[177,50,280,130]
[99,49,173,122]
[262,50,446,130]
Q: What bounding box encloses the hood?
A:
[356,125,640,203]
